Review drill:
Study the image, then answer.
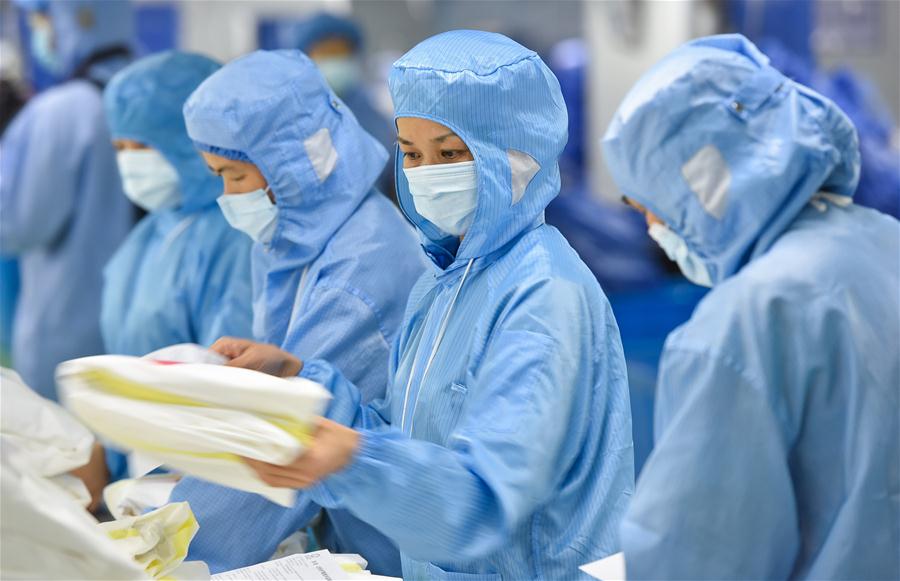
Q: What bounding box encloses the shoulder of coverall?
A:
[20,78,106,141]
[659,206,889,448]
[602,33,860,286]
[389,30,568,272]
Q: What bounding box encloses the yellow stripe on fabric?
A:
[340,563,364,573]
[76,368,315,445]
[169,515,198,563]
[106,527,143,540]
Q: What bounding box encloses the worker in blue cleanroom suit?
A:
[101,51,253,358]
[603,34,899,579]
[99,51,254,482]
[167,49,427,575]
[0,0,135,400]
[292,12,396,199]
[236,31,635,581]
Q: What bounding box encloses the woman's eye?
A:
[403,151,420,160]
[441,150,457,159]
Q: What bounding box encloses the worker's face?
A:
[622,197,663,228]
[200,151,272,201]
[396,117,474,169]
[307,36,355,61]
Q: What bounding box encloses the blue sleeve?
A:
[300,358,393,432]
[172,284,392,571]
[170,475,321,573]
[104,446,130,482]
[0,89,94,253]
[621,346,799,579]
[285,284,392,404]
[309,279,591,563]
[192,228,254,345]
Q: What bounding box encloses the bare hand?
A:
[70,442,109,513]
[243,418,360,489]
[210,337,302,377]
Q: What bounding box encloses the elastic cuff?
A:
[319,429,378,500]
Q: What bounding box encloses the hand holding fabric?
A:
[210,337,302,378]
[243,418,359,489]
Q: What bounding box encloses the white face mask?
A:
[316,57,361,96]
[217,187,278,244]
[403,160,477,236]
[116,149,181,212]
[648,222,713,287]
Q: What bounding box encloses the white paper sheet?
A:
[213,550,363,581]
[580,552,626,581]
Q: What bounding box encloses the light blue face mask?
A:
[30,21,63,75]
[403,160,478,236]
[316,57,361,96]
[116,149,181,212]
[217,187,279,244]
[648,222,713,287]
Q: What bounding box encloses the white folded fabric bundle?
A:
[1,367,95,499]
[0,367,147,580]
[57,355,331,507]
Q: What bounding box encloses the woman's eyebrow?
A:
[206,163,235,175]
[433,132,459,143]
[397,137,414,146]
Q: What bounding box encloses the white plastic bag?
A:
[0,367,94,479]
[1,443,147,580]
[57,355,331,506]
[100,501,199,579]
[143,343,227,366]
[104,474,182,520]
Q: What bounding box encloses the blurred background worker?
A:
[99,51,255,482]
[604,35,900,579]
[0,0,135,400]
[101,51,253,363]
[262,12,396,200]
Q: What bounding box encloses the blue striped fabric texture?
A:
[300,31,635,581]
[603,35,899,579]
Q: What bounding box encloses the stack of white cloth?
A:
[57,351,331,507]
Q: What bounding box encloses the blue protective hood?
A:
[104,51,222,212]
[602,34,860,285]
[183,49,387,266]
[390,30,568,271]
[16,0,134,78]
[293,12,362,53]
